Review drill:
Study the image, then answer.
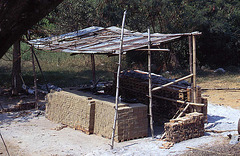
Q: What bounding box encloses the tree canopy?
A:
[0,0,63,59]
[1,0,239,67]
[35,0,239,68]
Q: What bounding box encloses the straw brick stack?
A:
[164,112,204,143]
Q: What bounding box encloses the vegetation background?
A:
[0,0,239,87]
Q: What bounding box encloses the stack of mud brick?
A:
[105,70,207,121]
[46,90,148,142]
[164,112,205,143]
[117,104,148,141]
[46,91,95,134]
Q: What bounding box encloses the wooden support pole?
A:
[26,32,49,93]
[31,49,50,93]
[188,35,194,111]
[148,28,154,139]
[188,35,193,74]
[152,74,193,92]
[111,10,126,149]
[192,35,197,103]
[91,54,96,90]
[12,39,22,95]
[31,45,38,109]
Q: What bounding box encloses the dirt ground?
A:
[182,80,240,156]
[199,79,240,109]
[182,136,240,156]
[0,79,239,155]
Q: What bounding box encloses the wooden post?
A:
[148,28,154,138]
[32,49,49,93]
[12,39,22,95]
[188,35,193,75]
[91,54,96,90]
[188,35,194,112]
[31,46,38,109]
[26,32,49,93]
[111,10,126,149]
[192,35,197,103]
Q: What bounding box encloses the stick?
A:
[0,131,10,156]
[205,129,237,133]
[26,32,49,93]
[177,103,190,118]
[111,10,127,150]
[31,42,38,109]
[161,103,190,139]
[152,74,193,92]
[152,95,204,107]
[136,48,170,51]
[148,28,154,139]
[186,146,235,156]
[202,88,240,90]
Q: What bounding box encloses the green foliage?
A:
[0,42,118,87]
[32,0,239,69]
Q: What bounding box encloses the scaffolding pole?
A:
[192,35,197,103]
[111,10,127,149]
[147,28,154,138]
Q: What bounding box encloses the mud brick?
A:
[46,90,148,142]
[164,112,204,143]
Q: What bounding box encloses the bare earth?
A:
[199,79,240,109]
[0,79,240,156]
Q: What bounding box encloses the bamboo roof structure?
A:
[28,26,201,55]
[27,24,202,149]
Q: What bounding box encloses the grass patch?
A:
[0,42,122,88]
[1,42,239,88]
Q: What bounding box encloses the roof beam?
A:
[136,48,170,51]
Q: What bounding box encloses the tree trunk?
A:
[12,39,22,95]
[0,0,63,59]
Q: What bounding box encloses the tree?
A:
[0,0,64,59]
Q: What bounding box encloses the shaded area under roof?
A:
[28,26,201,55]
